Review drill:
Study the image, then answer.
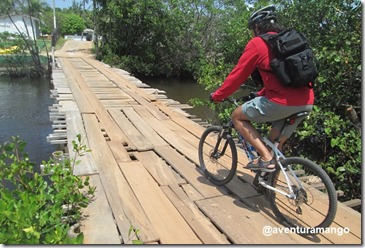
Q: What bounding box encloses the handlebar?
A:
[223,95,254,107]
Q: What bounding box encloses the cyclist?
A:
[210,5,314,172]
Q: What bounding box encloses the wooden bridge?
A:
[47,41,361,244]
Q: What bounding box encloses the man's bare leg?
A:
[268,127,287,151]
[231,106,275,167]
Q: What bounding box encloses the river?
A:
[0,76,55,165]
[0,76,212,165]
[142,77,215,122]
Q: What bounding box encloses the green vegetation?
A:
[37,0,93,36]
[128,226,144,244]
[92,0,361,202]
[0,135,95,244]
[0,0,93,78]
[0,32,51,78]
[0,1,53,78]
[59,13,86,36]
[0,0,360,209]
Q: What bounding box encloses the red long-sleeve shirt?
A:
[212,33,315,106]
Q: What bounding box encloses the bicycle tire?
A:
[198,126,237,186]
[268,157,337,235]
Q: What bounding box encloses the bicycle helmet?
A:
[248,5,277,29]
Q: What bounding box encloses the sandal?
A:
[245,157,276,172]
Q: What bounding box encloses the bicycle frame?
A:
[258,137,304,199]
[219,96,308,200]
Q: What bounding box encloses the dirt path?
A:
[55,40,93,58]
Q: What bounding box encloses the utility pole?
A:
[52,0,57,69]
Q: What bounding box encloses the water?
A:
[0,75,209,168]
[142,77,215,121]
[0,76,55,165]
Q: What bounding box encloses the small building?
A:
[82,28,94,41]
[0,14,40,40]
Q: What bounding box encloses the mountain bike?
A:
[198,95,337,235]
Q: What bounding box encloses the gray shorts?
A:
[242,96,313,138]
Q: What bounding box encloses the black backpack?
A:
[259,29,318,88]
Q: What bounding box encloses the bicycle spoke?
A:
[269,157,337,234]
[198,126,237,186]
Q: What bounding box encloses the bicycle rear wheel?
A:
[268,157,337,235]
[198,126,237,186]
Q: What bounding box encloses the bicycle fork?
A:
[254,161,302,200]
[211,128,230,159]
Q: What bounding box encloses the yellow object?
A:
[0,46,19,54]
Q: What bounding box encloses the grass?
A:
[0,54,49,66]
[0,37,66,53]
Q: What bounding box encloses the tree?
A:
[91,0,361,201]
[0,0,51,78]
[274,0,361,201]
[93,0,239,78]
[59,13,85,35]
[197,0,361,201]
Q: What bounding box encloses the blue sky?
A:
[45,0,72,9]
[45,0,92,9]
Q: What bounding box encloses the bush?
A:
[0,135,95,244]
[60,14,86,36]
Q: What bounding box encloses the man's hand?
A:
[210,93,215,102]
[248,92,259,100]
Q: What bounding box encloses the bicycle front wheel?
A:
[268,157,337,235]
[198,126,237,186]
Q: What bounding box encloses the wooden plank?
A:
[342,199,361,208]
[326,202,362,240]
[80,175,121,244]
[171,168,187,185]
[58,55,361,245]
[146,118,199,163]
[85,58,169,120]
[65,108,98,176]
[196,195,301,244]
[161,185,230,244]
[180,184,204,202]
[135,151,180,186]
[85,58,140,91]
[254,172,360,243]
[274,172,361,240]
[82,113,159,243]
[108,108,154,151]
[122,107,167,147]
[173,127,260,199]
[244,195,332,244]
[269,194,360,244]
[59,58,94,114]
[97,94,130,100]
[155,100,191,118]
[155,146,226,199]
[61,58,135,148]
[101,100,136,107]
[334,202,361,239]
[120,161,202,244]
[122,88,169,120]
[108,140,131,163]
[151,122,259,199]
[91,88,121,93]
[132,105,156,119]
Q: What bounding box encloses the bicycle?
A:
[198,95,337,235]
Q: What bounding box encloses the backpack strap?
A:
[259,33,277,48]
[259,32,281,58]
[257,33,277,74]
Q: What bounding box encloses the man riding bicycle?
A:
[210,5,314,172]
